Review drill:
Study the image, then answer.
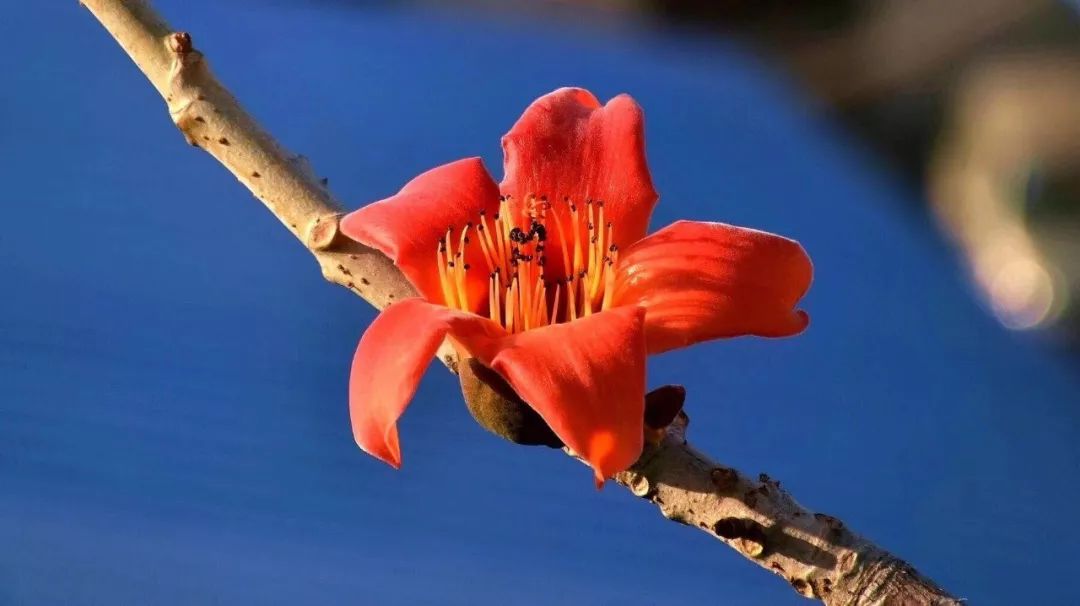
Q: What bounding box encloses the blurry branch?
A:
[930,54,1080,332]
[788,0,1051,105]
[81,1,960,603]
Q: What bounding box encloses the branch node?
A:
[710,466,739,492]
[791,577,817,599]
[628,474,652,498]
[306,214,343,251]
[713,518,767,558]
[166,31,192,55]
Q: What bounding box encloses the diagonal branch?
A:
[80,1,961,603]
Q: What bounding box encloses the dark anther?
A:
[477,225,485,232]
[539,195,548,202]
[609,244,618,252]
[587,222,594,230]
[591,237,598,244]
[479,209,486,216]
[606,222,613,228]
[463,237,470,244]
[463,264,471,270]
[448,261,455,268]
[579,270,587,279]
[509,227,528,243]
[563,196,570,202]
[529,221,547,242]
[569,204,577,212]
[494,213,500,220]
[537,257,546,266]
[597,200,605,207]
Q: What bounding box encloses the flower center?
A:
[436,195,619,333]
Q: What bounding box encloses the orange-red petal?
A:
[350,298,646,483]
[349,298,505,468]
[478,306,647,484]
[501,88,658,253]
[340,158,500,309]
[613,220,812,354]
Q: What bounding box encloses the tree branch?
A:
[81,1,961,603]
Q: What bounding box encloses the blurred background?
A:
[2,1,1078,605]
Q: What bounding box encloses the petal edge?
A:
[614,220,812,354]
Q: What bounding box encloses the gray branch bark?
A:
[80,1,962,603]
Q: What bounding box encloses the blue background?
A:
[2,1,1078,604]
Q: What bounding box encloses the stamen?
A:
[433,196,618,332]
[580,272,592,317]
[550,282,561,324]
[602,247,618,311]
[492,271,502,323]
[551,208,572,275]
[530,276,545,329]
[570,203,584,276]
[567,275,578,322]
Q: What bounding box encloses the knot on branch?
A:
[306,214,343,251]
[712,517,767,558]
[165,31,204,78]
[163,31,209,141]
[167,31,192,55]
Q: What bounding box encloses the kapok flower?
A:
[341,87,812,484]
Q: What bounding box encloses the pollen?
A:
[436,195,619,333]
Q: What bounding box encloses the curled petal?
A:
[613,220,812,354]
[479,306,648,484]
[501,88,658,255]
[349,299,504,468]
[341,158,500,309]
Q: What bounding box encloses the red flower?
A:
[341,88,812,484]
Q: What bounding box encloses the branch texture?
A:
[81,1,961,603]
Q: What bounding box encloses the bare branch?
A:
[81,1,961,603]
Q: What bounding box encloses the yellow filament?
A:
[476,225,497,273]
[492,272,503,324]
[581,276,592,317]
[530,277,545,328]
[551,209,572,275]
[567,278,578,321]
[550,283,561,324]
[587,203,597,282]
[602,260,616,311]
[437,247,456,309]
[570,205,583,276]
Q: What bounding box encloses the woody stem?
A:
[81,1,960,604]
